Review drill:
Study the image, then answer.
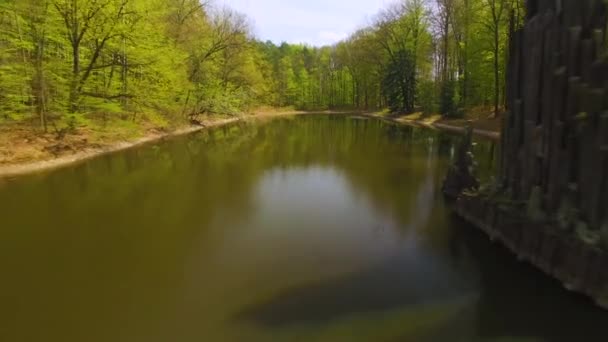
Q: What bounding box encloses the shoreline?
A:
[0,111,501,178]
[0,117,240,179]
[456,194,608,310]
[432,123,501,141]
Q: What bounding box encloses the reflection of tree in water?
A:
[172,115,608,342]
[0,114,504,342]
[0,121,274,342]
[178,115,495,257]
[0,114,468,242]
[212,116,471,229]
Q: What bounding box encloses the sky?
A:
[217,0,391,46]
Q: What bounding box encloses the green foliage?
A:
[0,0,519,131]
[417,80,436,115]
[383,49,416,113]
[440,80,458,117]
[288,0,516,117]
[0,0,274,129]
[197,82,248,116]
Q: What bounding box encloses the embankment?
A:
[0,111,500,178]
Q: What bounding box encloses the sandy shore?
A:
[432,123,501,141]
[0,118,241,178]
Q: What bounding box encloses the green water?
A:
[0,115,606,342]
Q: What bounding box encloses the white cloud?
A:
[317,31,348,46]
[219,0,390,46]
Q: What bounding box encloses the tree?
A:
[22,0,51,130]
[0,0,520,135]
[52,0,134,112]
[481,0,511,117]
[0,3,32,120]
[383,49,416,113]
[435,0,457,116]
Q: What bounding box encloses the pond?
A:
[0,114,606,342]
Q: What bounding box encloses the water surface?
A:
[0,115,606,342]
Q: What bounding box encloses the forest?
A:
[0,0,523,134]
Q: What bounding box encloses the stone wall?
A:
[501,0,608,232]
[447,0,608,308]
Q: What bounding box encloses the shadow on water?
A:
[234,254,476,327]
[235,209,608,342]
[453,214,608,342]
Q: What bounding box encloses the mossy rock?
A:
[576,222,601,246]
[556,197,579,232]
[600,223,608,251]
[527,186,546,222]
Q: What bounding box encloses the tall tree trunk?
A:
[493,26,500,118]
[121,50,128,108]
[462,0,469,109]
[34,37,47,131]
[443,17,449,83]
[121,0,129,109]
[15,11,30,112]
[70,42,80,112]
